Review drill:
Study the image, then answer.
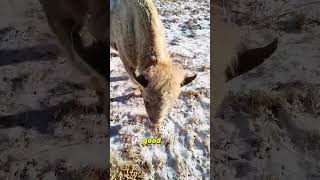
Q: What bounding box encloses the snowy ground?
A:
[110,0,210,179]
[0,0,107,179]
[213,0,320,179]
[0,0,210,179]
[2,0,318,179]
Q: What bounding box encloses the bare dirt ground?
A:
[0,0,107,179]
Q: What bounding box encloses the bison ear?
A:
[181,74,197,87]
[134,74,148,87]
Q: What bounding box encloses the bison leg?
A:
[44,16,109,117]
[90,76,108,116]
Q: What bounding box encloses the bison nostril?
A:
[149,116,164,125]
[149,117,157,123]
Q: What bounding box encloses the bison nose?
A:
[149,116,164,125]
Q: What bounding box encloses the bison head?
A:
[134,63,196,126]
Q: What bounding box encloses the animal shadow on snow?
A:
[0,100,98,134]
[0,43,60,66]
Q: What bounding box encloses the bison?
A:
[110,0,197,126]
[39,0,197,127]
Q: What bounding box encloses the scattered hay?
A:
[110,153,148,180]
[183,90,201,99]
[227,90,285,117]
[131,114,148,124]
[225,82,320,118]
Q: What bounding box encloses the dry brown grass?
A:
[183,90,201,99]
[224,82,320,118]
[131,114,148,124]
[110,161,145,180]
[228,90,285,117]
[110,152,148,180]
[303,86,320,115]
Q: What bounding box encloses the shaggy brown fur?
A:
[111,0,196,126]
[212,13,278,115]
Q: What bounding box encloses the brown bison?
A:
[39,0,197,126]
[110,0,197,126]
